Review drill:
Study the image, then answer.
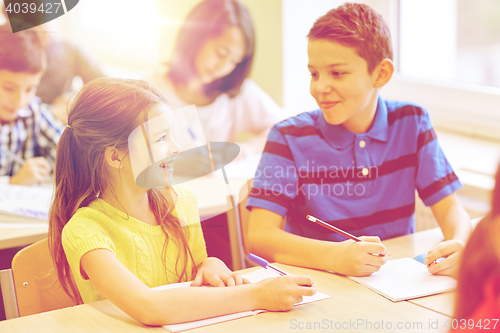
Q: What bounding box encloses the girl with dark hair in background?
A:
[151,0,284,155]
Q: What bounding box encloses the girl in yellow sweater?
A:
[48,78,315,326]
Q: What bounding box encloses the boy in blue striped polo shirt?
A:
[246,3,471,277]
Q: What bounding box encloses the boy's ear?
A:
[373,58,394,88]
[104,146,125,169]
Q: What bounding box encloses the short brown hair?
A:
[307,3,393,74]
[167,0,254,98]
[0,24,45,73]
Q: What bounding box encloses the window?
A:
[456,0,500,87]
[399,0,500,88]
[382,0,500,140]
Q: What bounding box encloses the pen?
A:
[188,127,214,171]
[247,253,290,276]
[306,215,387,257]
[1,148,25,165]
[187,127,204,148]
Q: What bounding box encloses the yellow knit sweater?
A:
[62,186,207,303]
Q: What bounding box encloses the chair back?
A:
[227,179,286,270]
[226,179,253,270]
[238,179,253,255]
[11,238,78,317]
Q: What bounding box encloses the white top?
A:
[148,75,286,151]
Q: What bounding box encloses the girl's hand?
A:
[253,275,316,311]
[190,257,250,287]
[424,239,465,277]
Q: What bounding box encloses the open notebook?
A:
[155,268,330,332]
[0,184,53,225]
[348,257,456,302]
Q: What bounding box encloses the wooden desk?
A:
[0,262,451,333]
[0,225,48,251]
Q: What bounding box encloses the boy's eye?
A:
[2,86,14,92]
[331,71,345,77]
[310,72,318,78]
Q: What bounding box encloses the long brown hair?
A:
[48,78,197,303]
[454,165,500,319]
[167,0,254,98]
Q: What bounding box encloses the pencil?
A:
[306,215,362,242]
[1,148,25,165]
[306,215,387,257]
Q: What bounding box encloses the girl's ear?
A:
[104,147,125,169]
[373,58,394,88]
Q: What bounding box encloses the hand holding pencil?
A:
[246,253,317,311]
[306,215,388,276]
[8,156,51,186]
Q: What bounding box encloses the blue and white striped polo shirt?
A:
[246,96,462,241]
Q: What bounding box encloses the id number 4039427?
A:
[5,2,62,14]
[445,319,499,330]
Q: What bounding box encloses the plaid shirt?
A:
[0,97,64,180]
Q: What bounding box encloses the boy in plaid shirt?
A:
[0,25,64,185]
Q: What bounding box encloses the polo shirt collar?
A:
[318,96,388,149]
[366,96,389,142]
[318,113,355,149]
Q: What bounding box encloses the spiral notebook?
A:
[348,258,456,302]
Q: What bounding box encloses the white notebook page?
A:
[349,258,456,302]
[0,184,53,220]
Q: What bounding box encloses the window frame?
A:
[386,0,500,140]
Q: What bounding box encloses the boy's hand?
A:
[253,275,316,311]
[190,257,250,287]
[424,239,465,277]
[9,157,51,186]
[336,236,388,276]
